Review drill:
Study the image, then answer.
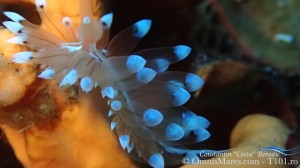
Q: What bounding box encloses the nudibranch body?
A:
[3,0,219,167]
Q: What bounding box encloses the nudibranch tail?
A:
[3,0,221,167]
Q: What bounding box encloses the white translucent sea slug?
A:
[3,0,222,167]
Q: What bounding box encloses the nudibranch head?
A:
[3,0,222,167]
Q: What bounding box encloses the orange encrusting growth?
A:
[2,99,137,168]
[0,29,35,107]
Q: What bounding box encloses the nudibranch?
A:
[3,0,221,167]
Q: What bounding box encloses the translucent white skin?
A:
[3,0,221,167]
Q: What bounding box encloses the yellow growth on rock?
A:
[182,114,291,168]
